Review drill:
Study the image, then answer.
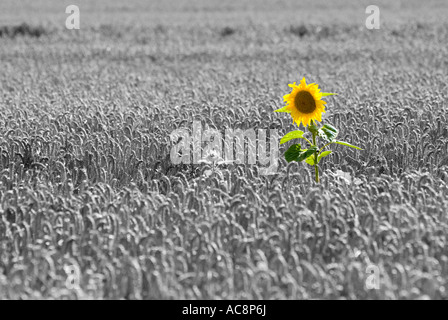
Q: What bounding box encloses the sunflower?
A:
[277,77,327,127]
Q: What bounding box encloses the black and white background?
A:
[1,0,448,307]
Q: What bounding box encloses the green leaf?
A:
[305,155,315,166]
[274,106,291,113]
[322,123,338,134]
[297,146,318,162]
[334,140,363,150]
[321,93,338,97]
[285,145,318,163]
[318,150,332,162]
[305,150,332,166]
[280,130,305,144]
[318,124,339,142]
[285,144,302,162]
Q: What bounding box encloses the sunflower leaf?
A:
[318,150,332,162]
[285,145,318,163]
[318,124,339,142]
[297,146,318,162]
[333,140,363,150]
[274,106,291,113]
[304,150,332,166]
[285,144,302,162]
[280,130,305,144]
[305,155,315,166]
[321,92,338,97]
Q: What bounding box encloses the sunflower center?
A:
[294,90,316,114]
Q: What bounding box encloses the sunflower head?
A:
[282,77,326,128]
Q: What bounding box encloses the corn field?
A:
[0,0,448,299]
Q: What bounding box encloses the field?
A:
[1,0,448,299]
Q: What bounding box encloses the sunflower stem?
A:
[311,121,319,183]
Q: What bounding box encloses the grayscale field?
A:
[0,0,448,299]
